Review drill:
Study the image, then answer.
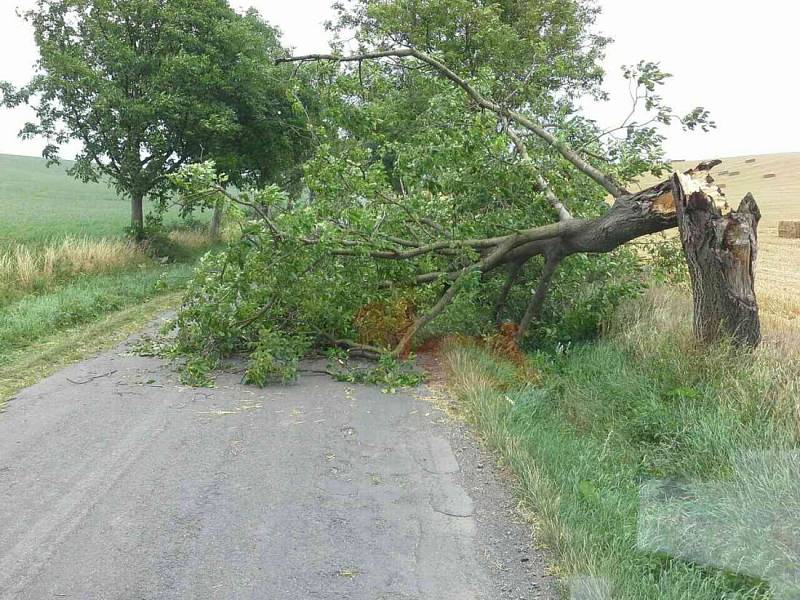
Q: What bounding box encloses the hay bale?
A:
[778,221,800,239]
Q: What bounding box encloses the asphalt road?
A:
[0,318,555,599]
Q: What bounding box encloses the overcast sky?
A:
[0,0,796,161]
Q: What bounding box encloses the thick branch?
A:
[391,270,469,357]
[494,261,524,324]
[498,176,681,267]
[390,229,526,355]
[503,119,572,221]
[278,49,628,198]
[516,255,561,341]
[374,174,684,290]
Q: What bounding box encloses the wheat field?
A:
[636,153,800,330]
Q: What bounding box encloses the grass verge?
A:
[0,263,193,357]
[0,291,182,409]
[442,287,799,599]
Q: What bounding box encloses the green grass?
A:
[443,288,799,599]
[0,263,194,361]
[0,153,207,243]
[0,292,183,408]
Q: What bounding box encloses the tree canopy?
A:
[1,0,313,235]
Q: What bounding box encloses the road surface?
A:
[0,317,555,599]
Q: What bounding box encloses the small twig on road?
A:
[66,370,117,385]
[297,369,335,376]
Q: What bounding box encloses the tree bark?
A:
[673,172,761,347]
[491,175,681,269]
[131,193,145,239]
[210,198,225,240]
[494,261,524,324]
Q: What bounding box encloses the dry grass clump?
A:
[166,228,214,250]
[354,297,417,351]
[0,236,149,298]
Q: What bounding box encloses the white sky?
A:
[0,0,797,161]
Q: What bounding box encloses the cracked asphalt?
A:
[0,316,555,599]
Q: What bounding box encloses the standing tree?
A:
[0,0,312,238]
[169,0,761,386]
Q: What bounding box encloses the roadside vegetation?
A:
[0,223,223,407]
[0,262,194,356]
[0,236,148,301]
[0,153,222,407]
[0,292,183,407]
[443,287,799,599]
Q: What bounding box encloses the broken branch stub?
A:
[673,171,761,347]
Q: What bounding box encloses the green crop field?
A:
[0,153,130,242]
[0,153,205,243]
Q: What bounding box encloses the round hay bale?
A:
[778,221,800,239]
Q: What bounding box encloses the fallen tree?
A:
[169,0,760,386]
[275,47,761,352]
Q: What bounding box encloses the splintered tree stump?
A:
[673,171,761,347]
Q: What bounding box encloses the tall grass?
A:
[167,228,216,251]
[443,287,799,599]
[0,229,216,368]
[0,236,150,301]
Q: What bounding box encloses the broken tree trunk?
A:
[673,171,761,347]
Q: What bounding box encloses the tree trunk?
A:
[131,193,145,239]
[673,172,761,347]
[210,198,225,240]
